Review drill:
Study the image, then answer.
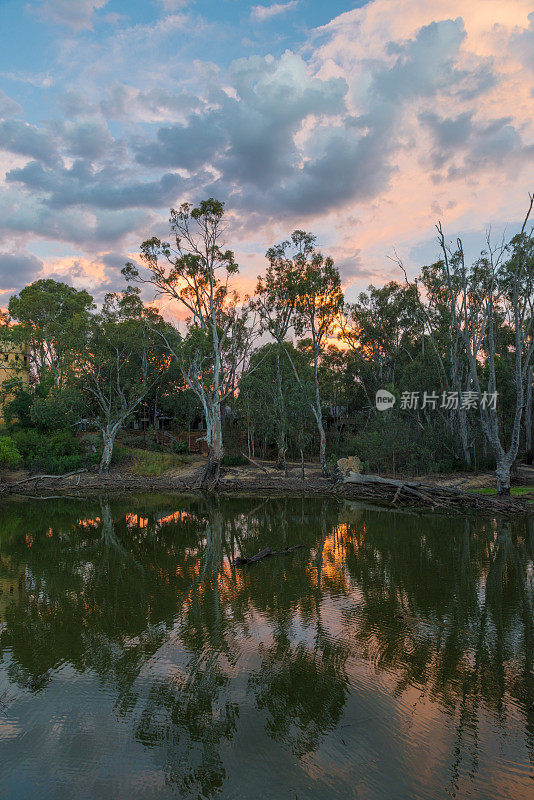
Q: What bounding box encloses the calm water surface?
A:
[0,495,533,800]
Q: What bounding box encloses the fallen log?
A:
[17,494,83,501]
[392,485,403,504]
[233,544,305,566]
[11,469,88,487]
[240,453,270,475]
[339,472,530,513]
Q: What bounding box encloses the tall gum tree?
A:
[124,199,253,485]
[338,281,422,404]
[238,341,313,469]
[79,288,168,473]
[437,193,534,495]
[8,279,94,386]
[255,231,343,477]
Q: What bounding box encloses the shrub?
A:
[346,413,460,476]
[169,440,187,454]
[0,437,22,469]
[11,429,86,474]
[222,453,249,467]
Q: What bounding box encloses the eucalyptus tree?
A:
[414,260,474,466]
[78,287,168,472]
[379,260,476,467]
[8,278,94,385]
[436,194,534,493]
[339,281,421,395]
[255,231,343,476]
[239,342,312,468]
[123,199,255,485]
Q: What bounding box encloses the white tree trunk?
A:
[318,415,327,477]
[525,366,533,464]
[204,401,224,482]
[495,457,512,495]
[100,422,121,473]
[457,407,471,468]
[276,431,287,470]
[275,349,287,469]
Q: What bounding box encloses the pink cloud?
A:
[296,0,534,295]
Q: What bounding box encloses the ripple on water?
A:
[0,496,533,800]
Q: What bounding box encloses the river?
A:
[0,495,532,799]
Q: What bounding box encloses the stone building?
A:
[0,340,30,423]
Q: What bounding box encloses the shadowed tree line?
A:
[1,195,533,492]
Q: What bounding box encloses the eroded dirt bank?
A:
[0,460,531,515]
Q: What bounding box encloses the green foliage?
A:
[238,341,314,460]
[8,278,94,384]
[3,212,532,481]
[222,453,249,466]
[30,386,84,431]
[1,373,84,434]
[1,379,34,428]
[12,430,86,474]
[169,439,187,454]
[0,437,22,469]
[346,412,460,476]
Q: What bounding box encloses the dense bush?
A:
[0,437,22,469]
[344,413,461,476]
[222,453,249,466]
[11,429,88,474]
[169,439,187,454]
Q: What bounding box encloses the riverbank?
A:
[1,459,532,514]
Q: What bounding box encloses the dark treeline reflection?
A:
[0,496,533,798]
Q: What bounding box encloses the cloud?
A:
[0,119,58,165]
[157,0,189,10]
[36,0,110,31]
[133,17,507,220]
[134,112,222,170]
[135,51,348,200]
[420,110,530,177]
[2,0,534,299]
[100,85,200,123]
[513,11,534,72]
[52,119,114,160]
[6,160,183,211]
[419,111,473,151]
[0,91,22,120]
[0,252,43,291]
[0,183,152,248]
[251,2,299,23]
[41,253,125,302]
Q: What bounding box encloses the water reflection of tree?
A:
[0,497,532,797]
[135,502,239,797]
[248,502,351,757]
[133,497,347,793]
[342,509,534,791]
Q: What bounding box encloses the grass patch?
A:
[470,485,534,498]
[116,446,191,477]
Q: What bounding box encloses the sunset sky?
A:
[0,0,533,315]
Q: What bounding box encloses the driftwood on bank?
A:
[233,544,305,566]
[240,453,270,475]
[340,472,528,513]
[10,468,88,487]
[1,463,531,515]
